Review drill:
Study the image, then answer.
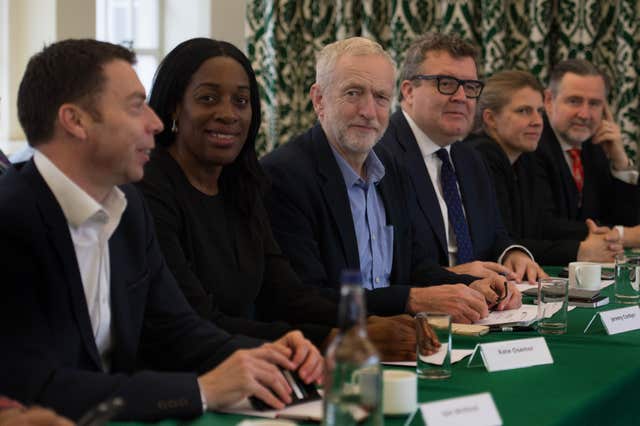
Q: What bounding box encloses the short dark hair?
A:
[17,39,135,146]
[149,38,265,221]
[548,59,610,97]
[399,32,479,101]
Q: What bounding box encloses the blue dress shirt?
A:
[331,146,393,290]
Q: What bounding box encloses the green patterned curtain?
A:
[247,0,640,159]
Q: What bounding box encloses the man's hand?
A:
[366,315,416,361]
[447,261,515,280]
[578,219,623,261]
[406,285,488,324]
[502,250,547,283]
[198,338,301,411]
[469,277,522,311]
[0,407,73,426]
[605,224,640,248]
[592,103,629,170]
[274,330,323,384]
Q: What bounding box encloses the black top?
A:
[137,148,337,346]
[467,132,581,265]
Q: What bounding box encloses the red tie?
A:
[567,148,584,193]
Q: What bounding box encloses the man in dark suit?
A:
[534,59,639,244]
[379,32,544,282]
[0,39,322,422]
[262,37,521,324]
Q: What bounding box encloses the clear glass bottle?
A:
[322,270,383,426]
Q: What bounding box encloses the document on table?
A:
[475,304,539,326]
[221,393,367,422]
[383,349,475,367]
[221,398,323,421]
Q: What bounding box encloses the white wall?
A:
[7,0,56,144]
[1,0,246,152]
[211,0,246,51]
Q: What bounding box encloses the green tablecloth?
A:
[114,268,640,426]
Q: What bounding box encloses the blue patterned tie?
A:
[435,148,474,264]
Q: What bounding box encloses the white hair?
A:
[315,37,396,90]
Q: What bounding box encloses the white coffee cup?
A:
[568,262,601,290]
[382,370,417,415]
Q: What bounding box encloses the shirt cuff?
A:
[611,166,639,185]
[497,245,535,265]
[198,381,208,413]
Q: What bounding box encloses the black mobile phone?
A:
[249,368,321,411]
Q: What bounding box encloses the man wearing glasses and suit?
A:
[380,32,545,283]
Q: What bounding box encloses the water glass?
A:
[415,312,451,379]
[614,254,640,304]
[537,278,569,335]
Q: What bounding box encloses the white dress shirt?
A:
[402,110,532,266]
[34,150,126,371]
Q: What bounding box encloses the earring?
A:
[171,119,178,133]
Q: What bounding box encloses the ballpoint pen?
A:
[489,325,535,332]
[488,281,509,311]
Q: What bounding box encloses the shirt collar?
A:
[34,150,126,228]
[402,109,452,158]
[329,143,386,188]
[557,135,580,153]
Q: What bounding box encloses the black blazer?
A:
[137,148,336,345]
[0,161,261,421]
[261,124,475,316]
[379,110,515,266]
[468,133,580,265]
[533,119,640,235]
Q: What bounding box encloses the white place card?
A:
[469,337,553,372]
[420,392,502,426]
[584,306,640,335]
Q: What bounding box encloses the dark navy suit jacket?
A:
[0,161,260,421]
[261,124,475,316]
[379,110,515,266]
[532,119,640,238]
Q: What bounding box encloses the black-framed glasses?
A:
[411,74,484,99]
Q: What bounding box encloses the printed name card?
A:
[584,306,640,335]
[468,337,553,372]
[420,392,502,426]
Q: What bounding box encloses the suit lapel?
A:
[548,131,580,217]
[108,228,135,371]
[23,161,103,370]
[450,142,478,249]
[376,171,402,280]
[390,112,448,254]
[311,125,360,269]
